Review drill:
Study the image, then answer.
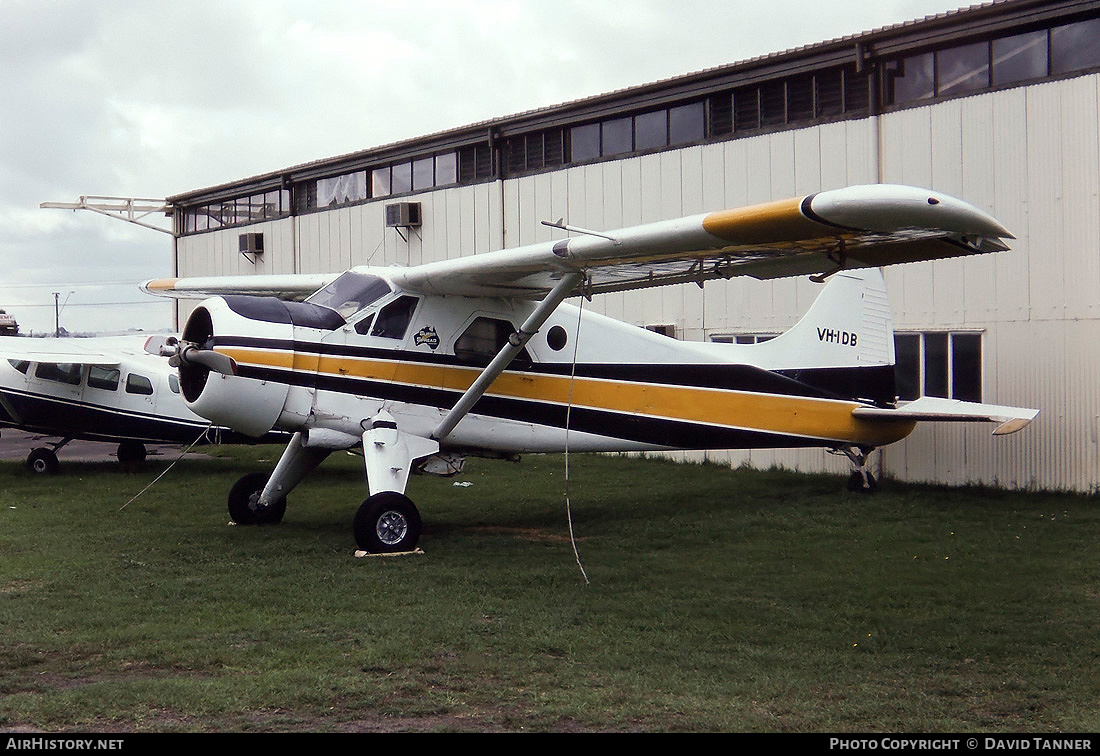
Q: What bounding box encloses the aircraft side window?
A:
[125,373,155,396]
[87,366,121,392]
[370,296,419,340]
[353,312,375,336]
[8,360,30,374]
[169,374,180,394]
[34,362,82,385]
[454,317,532,368]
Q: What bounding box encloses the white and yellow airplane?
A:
[0,335,277,473]
[143,184,1038,553]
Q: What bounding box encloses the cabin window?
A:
[126,374,155,396]
[168,374,180,394]
[894,332,981,402]
[8,360,29,374]
[87,366,120,392]
[370,296,419,340]
[35,362,82,386]
[454,317,532,367]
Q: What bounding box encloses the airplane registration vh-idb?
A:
[142,184,1038,555]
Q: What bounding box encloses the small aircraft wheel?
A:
[847,470,878,493]
[353,492,421,553]
[26,448,59,475]
[117,441,147,466]
[227,472,286,525]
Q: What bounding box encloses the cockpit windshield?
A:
[306,272,392,318]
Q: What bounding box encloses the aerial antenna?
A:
[541,218,621,244]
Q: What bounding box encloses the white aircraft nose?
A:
[807,184,1014,240]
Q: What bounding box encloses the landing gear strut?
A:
[833,445,879,493]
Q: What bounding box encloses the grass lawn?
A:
[1,446,1097,732]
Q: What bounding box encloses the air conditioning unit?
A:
[238,232,264,255]
[385,202,422,228]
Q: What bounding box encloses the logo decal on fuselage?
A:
[414,326,440,350]
[817,327,858,347]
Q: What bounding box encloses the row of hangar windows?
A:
[179,12,1100,237]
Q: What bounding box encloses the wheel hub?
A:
[376,510,409,546]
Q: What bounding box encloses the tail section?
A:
[759,268,894,369]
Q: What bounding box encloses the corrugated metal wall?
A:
[175,73,1100,492]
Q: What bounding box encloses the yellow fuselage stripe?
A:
[221,347,914,446]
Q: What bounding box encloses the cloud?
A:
[0,0,966,332]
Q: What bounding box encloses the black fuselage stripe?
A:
[212,335,894,402]
[233,362,834,450]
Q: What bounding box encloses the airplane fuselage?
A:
[181,272,916,458]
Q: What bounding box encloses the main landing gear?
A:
[833,445,879,493]
[24,439,148,474]
[225,411,438,554]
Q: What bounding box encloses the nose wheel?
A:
[227,472,287,525]
[353,492,422,553]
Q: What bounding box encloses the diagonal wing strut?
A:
[431,271,584,442]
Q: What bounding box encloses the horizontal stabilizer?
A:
[852,396,1039,435]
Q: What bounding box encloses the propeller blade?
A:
[180,345,237,376]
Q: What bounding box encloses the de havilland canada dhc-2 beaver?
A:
[142,184,1038,554]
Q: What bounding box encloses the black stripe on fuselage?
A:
[211,335,895,404]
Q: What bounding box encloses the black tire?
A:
[26,448,59,475]
[847,470,878,493]
[117,441,147,466]
[353,492,421,553]
[227,472,286,525]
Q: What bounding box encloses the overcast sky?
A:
[0,0,972,334]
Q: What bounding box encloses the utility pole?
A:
[53,292,60,338]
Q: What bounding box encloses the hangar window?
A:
[993,30,1048,86]
[568,101,706,164]
[316,171,367,207]
[503,130,565,175]
[1052,16,1100,74]
[372,152,458,198]
[894,332,981,403]
[710,333,777,344]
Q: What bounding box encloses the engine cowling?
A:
[177,296,298,438]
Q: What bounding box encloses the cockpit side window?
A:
[454,317,532,368]
[370,296,419,340]
[305,272,391,318]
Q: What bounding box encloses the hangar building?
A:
[163,0,1100,492]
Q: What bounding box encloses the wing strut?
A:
[432,271,584,443]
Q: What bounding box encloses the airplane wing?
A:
[388,184,1012,298]
[141,273,337,301]
[852,396,1039,435]
[141,184,1012,301]
[0,335,127,366]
